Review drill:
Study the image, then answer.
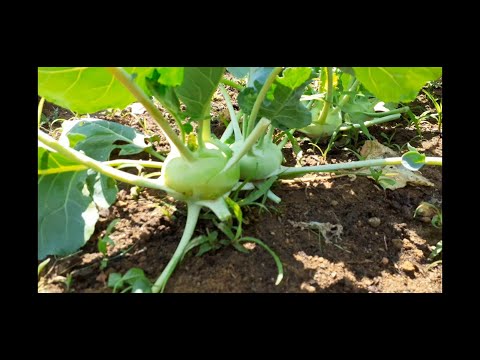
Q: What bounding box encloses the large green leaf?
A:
[86,170,118,209]
[227,67,250,78]
[38,163,98,259]
[352,67,442,103]
[247,67,274,87]
[146,69,185,122]
[38,143,84,174]
[38,119,151,258]
[176,67,225,120]
[59,118,150,207]
[59,118,149,161]
[154,67,184,86]
[38,67,154,114]
[238,67,314,130]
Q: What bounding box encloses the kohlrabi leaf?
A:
[38,67,155,114]
[59,119,149,161]
[146,69,185,122]
[38,169,98,259]
[60,118,150,206]
[340,95,376,123]
[247,67,275,87]
[38,119,151,259]
[238,67,314,130]
[401,151,426,171]
[154,67,184,86]
[227,67,250,78]
[86,170,118,209]
[176,67,225,121]
[339,67,355,76]
[38,143,84,174]
[353,67,442,103]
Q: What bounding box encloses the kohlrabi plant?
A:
[38,67,443,293]
[297,67,442,152]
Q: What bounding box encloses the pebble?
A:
[331,272,337,279]
[420,216,432,223]
[300,283,316,293]
[400,261,416,273]
[381,257,389,265]
[392,238,403,250]
[331,200,339,206]
[368,217,381,228]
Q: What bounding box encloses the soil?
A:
[38,76,442,293]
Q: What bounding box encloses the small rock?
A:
[381,257,389,265]
[368,217,381,228]
[300,282,316,293]
[415,202,438,218]
[96,272,107,284]
[420,216,432,223]
[401,261,416,273]
[331,200,339,206]
[392,238,403,250]
[98,207,110,218]
[331,272,337,279]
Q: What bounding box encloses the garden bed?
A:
[38,77,442,293]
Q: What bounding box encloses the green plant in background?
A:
[97,219,120,270]
[423,89,442,131]
[108,268,153,293]
[38,258,51,279]
[38,67,442,292]
[414,201,442,268]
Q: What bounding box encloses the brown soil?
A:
[38,77,442,293]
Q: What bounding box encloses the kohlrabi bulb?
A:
[299,109,342,138]
[231,140,283,180]
[161,146,239,201]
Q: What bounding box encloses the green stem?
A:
[361,106,409,118]
[106,67,195,162]
[330,79,360,116]
[202,118,210,143]
[246,67,283,137]
[220,121,234,142]
[107,159,163,168]
[339,114,401,131]
[223,117,271,173]
[278,129,296,148]
[267,125,275,141]
[242,114,249,137]
[317,67,333,125]
[145,147,166,161]
[152,203,201,293]
[220,77,244,91]
[148,86,186,144]
[277,156,442,177]
[38,159,164,175]
[238,237,283,285]
[197,120,205,150]
[38,130,171,191]
[38,97,46,128]
[218,84,242,141]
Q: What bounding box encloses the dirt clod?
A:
[401,261,416,273]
